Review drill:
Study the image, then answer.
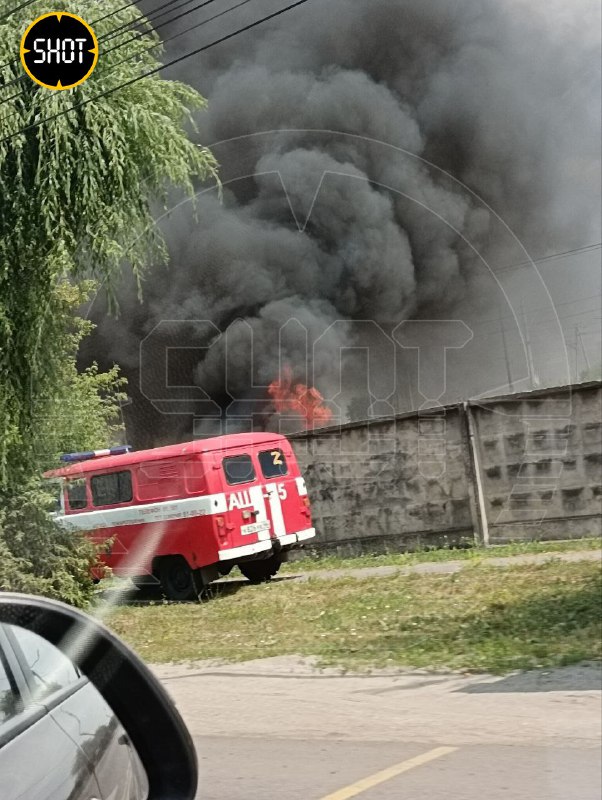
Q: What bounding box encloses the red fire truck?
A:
[44,433,315,600]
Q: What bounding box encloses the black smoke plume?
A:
[87,0,601,445]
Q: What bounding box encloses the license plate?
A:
[240,520,271,536]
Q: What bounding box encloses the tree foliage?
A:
[33,282,128,471]
[1,283,127,606]
[0,484,98,606]
[0,1,219,603]
[0,0,218,485]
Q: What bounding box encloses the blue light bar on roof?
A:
[60,445,132,463]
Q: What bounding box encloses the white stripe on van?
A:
[54,493,228,532]
[218,540,272,560]
[295,477,307,496]
[218,528,315,560]
[264,483,286,537]
[248,485,270,540]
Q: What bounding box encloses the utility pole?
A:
[499,307,514,392]
[407,361,415,411]
[573,324,580,381]
[521,302,538,389]
[577,325,591,374]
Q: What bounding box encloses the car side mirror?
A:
[0,592,197,800]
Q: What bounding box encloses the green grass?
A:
[280,537,602,573]
[104,560,602,674]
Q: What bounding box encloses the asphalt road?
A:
[153,657,602,800]
[193,737,600,799]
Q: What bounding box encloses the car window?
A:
[258,448,288,478]
[66,478,87,510]
[10,627,80,702]
[91,470,132,507]
[223,454,256,485]
[0,650,22,725]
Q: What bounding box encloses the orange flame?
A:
[268,365,332,429]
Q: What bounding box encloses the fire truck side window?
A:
[66,479,87,510]
[222,454,256,485]
[258,449,288,478]
[91,471,133,507]
[137,460,184,501]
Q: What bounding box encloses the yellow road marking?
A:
[318,746,458,800]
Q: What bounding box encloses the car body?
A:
[0,623,147,800]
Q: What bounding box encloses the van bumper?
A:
[217,527,316,561]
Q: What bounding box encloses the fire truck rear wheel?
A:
[239,553,282,584]
[159,557,202,601]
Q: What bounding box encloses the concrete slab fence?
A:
[290,381,602,555]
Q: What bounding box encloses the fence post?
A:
[463,401,490,546]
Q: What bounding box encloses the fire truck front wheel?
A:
[158,557,202,601]
[238,553,282,584]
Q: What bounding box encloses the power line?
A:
[0,0,172,93]
[495,242,601,274]
[108,0,255,72]
[92,0,150,27]
[0,0,313,147]
[1,10,599,279]
[0,0,148,77]
[474,317,601,342]
[0,0,227,125]
[409,244,602,335]
[146,0,311,74]
[101,0,202,45]
[467,319,601,344]
[103,0,221,56]
[527,307,601,322]
[0,0,38,24]
[540,293,602,308]
[0,0,198,95]
[0,0,224,128]
[474,294,600,325]
[4,1,594,290]
[0,87,22,105]
[6,0,233,101]
[473,299,602,330]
